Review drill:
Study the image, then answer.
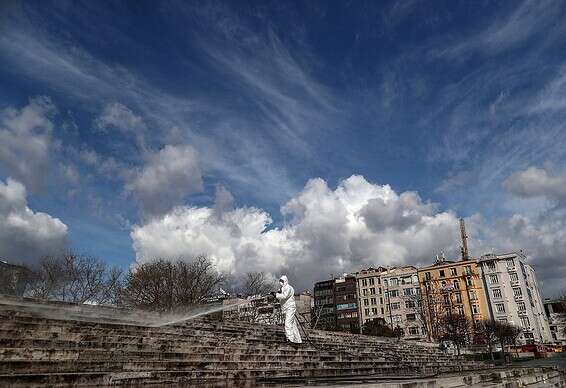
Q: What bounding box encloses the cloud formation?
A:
[126,144,203,217]
[504,166,566,204]
[131,175,462,290]
[0,97,55,192]
[0,178,68,264]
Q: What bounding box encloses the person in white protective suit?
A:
[275,275,302,344]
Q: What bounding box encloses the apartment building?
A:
[418,257,490,340]
[334,275,359,332]
[313,279,336,330]
[381,266,426,340]
[313,275,359,332]
[544,299,566,345]
[478,252,551,344]
[355,266,386,328]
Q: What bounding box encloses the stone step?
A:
[0,364,419,386]
[1,347,389,363]
[0,358,405,375]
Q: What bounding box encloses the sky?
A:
[1,0,565,296]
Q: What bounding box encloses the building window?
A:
[405,300,416,309]
[510,273,519,283]
[513,287,522,297]
[406,313,416,321]
[362,279,367,287]
[466,277,473,287]
[495,303,505,313]
[453,280,460,289]
[383,279,388,287]
[371,308,377,315]
[520,316,530,329]
[425,272,431,280]
[363,289,368,296]
[391,302,400,310]
[487,261,496,271]
[517,301,526,312]
[381,307,384,315]
[439,270,445,278]
[457,306,464,315]
[469,290,477,300]
[455,293,462,303]
[464,265,472,275]
[391,278,398,286]
[370,298,376,305]
[489,274,499,284]
[409,327,420,335]
[363,299,369,306]
[389,290,399,298]
[404,288,414,296]
[369,278,375,286]
[472,305,480,314]
[450,268,457,276]
[365,308,369,315]
[493,288,502,298]
[380,297,383,304]
[506,259,515,269]
[370,287,376,295]
[379,287,382,294]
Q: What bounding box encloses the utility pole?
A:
[459,218,469,261]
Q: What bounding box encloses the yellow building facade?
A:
[417,258,490,340]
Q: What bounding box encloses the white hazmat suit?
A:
[275,275,302,344]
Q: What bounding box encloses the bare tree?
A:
[242,272,273,296]
[440,312,472,356]
[491,321,522,363]
[0,261,32,296]
[477,319,498,362]
[122,256,224,312]
[26,252,123,304]
[419,285,446,341]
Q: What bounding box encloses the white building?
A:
[543,299,566,345]
[355,267,386,329]
[478,252,552,344]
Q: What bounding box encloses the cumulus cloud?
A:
[476,210,566,297]
[0,178,68,265]
[0,97,55,192]
[126,144,203,217]
[131,175,462,290]
[504,166,566,203]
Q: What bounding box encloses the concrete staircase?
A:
[0,297,489,387]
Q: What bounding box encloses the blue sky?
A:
[1,0,565,295]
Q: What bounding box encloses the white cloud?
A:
[126,144,203,217]
[504,166,566,203]
[131,175,461,291]
[0,178,68,264]
[95,102,147,150]
[436,0,559,59]
[0,97,55,192]
[474,210,566,297]
[95,102,145,132]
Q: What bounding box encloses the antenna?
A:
[459,218,469,261]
